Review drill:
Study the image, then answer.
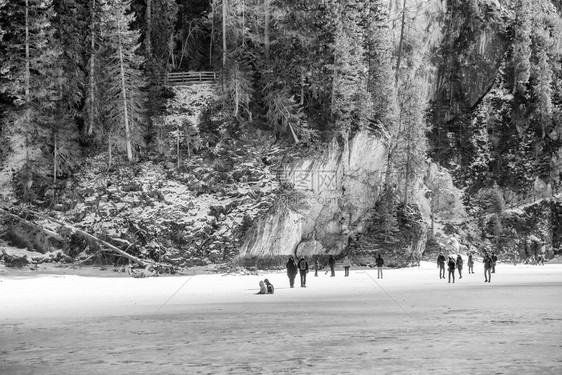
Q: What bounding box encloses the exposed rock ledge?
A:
[238,131,388,258]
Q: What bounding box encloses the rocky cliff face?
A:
[238,131,388,259]
[237,0,473,261]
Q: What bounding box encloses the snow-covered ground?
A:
[1,262,561,374]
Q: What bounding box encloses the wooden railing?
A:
[165,71,218,86]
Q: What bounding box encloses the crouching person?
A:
[264,279,274,294]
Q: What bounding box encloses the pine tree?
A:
[134,0,178,149]
[0,0,63,182]
[393,76,427,208]
[0,0,5,42]
[224,54,253,120]
[98,0,146,163]
[374,185,400,243]
[512,0,532,95]
[365,0,397,133]
[328,0,371,138]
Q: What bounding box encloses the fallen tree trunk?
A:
[0,207,65,242]
[1,206,149,268]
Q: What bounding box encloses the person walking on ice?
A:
[447,256,456,283]
[286,256,298,288]
[376,253,384,279]
[328,255,336,277]
[456,254,463,279]
[314,257,319,277]
[484,253,493,283]
[343,256,351,277]
[298,256,309,287]
[437,253,446,279]
[467,253,474,274]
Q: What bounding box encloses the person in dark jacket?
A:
[286,256,298,288]
[298,257,309,287]
[314,257,319,277]
[437,253,446,279]
[467,253,474,274]
[456,254,464,279]
[328,255,336,277]
[447,257,456,283]
[343,256,351,277]
[484,253,493,282]
[491,252,498,273]
[264,279,274,294]
[375,254,384,279]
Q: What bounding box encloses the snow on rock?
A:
[424,163,467,222]
[164,84,217,131]
[238,130,388,259]
[54,135,281,267]
[386,0,447,101]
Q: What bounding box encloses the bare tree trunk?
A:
[403,124,411,211]
[300,72,304,106]
[234,65,239,117]
[145,0,152,57]
[264,0,270,61]
[117,19,133,162]
[166,34,176,72]
[108,134,113,168]
[209,0,214,67]
[288,123,300,144]
[176,125,180,169]
[222,0,227,69]
[25,0,30,102]
[395,0,407,85]
[0,208,65,242]
[241,0,245,45]
[24,0,31,161]
[53,133,57,184]
[88,0,96,136]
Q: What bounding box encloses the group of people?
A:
[259,253,385,293]
[437,252,497,283]
[257,279,274,294]
[286,255,310,288]
[283,253,385,288]
[259,250,503,294]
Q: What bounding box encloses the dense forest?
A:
[1,0,562,269]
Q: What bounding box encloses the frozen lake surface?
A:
[1,262,561,374]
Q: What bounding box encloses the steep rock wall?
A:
[387,0,448,101]
[238,131,388,258]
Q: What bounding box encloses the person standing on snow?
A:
[456,254,464,279]
[298,257,309,287]
[314,257,319,277]
[437,253,446,279]
[375,254,384,279]
[286,256,298,288]
[343,256,351,277]
[467,253,474,274]
[447,256,456,283]
[328,255,336,277]
[491,252,498,273]
[484,253,493,283]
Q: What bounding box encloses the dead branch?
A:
[1,206,149,268]
[0,207,65,242]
